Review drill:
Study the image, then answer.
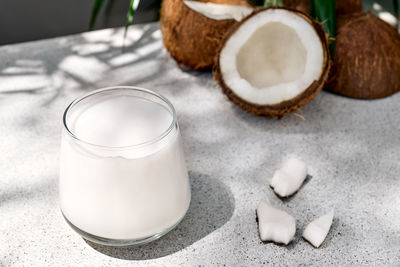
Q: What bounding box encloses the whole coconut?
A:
[160,0,251,70]
[326,12,400,99]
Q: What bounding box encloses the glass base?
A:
[62,212,184,247]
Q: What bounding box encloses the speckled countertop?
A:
[1,23,399,266]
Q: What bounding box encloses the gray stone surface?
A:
[1,23,400,266]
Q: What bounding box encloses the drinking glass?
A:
[59,86,191,246]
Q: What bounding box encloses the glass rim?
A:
[62,86,177,150]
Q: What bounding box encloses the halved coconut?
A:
[214,8,330,116]
[160,0,253,70]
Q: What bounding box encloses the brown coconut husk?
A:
[160,0,250,70]
[213,7,331,117]
[336,0,362,27]
[282,0,362,19]
[198,0,247,3]
[283,0,310,14]
[336,0,362,18]
[326,12,400,99]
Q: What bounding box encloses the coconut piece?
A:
[160,0,253,70]
[214,7,330,117]
[256,202,296,245]
[327,12,400,99]
[183,1,252,21]
[270,154,308,198]
[302,210,334,248]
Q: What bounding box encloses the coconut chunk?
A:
[302,210,334,248]
[256,202,296,245]
[183,1,253,22]
[270,154,308,197]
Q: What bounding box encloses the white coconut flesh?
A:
[270,154,308,197]
[219,9,325,105]
[303,210,334,248]
[183,1,253,22]
[256,202,296,245]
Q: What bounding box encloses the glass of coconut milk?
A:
[59,86,191,246]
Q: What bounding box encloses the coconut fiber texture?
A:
[336,0,362,18]
[283,0,361,17]
[283,0,311,14]
[214,7,331,117]
[327,12,400,99]
[160,0,247,70]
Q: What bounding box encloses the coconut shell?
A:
[213,7,331,117]
[336,0,362,18]
[326,12,400,99]
[160,0,250,70]
[282,0,361,17]
[336,0,362,27]
[283,0,310,14]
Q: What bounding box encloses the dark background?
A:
[0,0,396,46]
[0,0,160,46]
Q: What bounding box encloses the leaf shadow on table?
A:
[85,171,235,260]
[0,23,165,105]
[0,177,57,207]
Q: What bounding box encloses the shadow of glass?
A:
[85,171,235,260]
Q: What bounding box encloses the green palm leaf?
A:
[89,0,106,30]
[264,0,283,7]
[311,0,336,57]
[124,0,137,39]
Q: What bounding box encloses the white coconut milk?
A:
[60,94,191,240]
